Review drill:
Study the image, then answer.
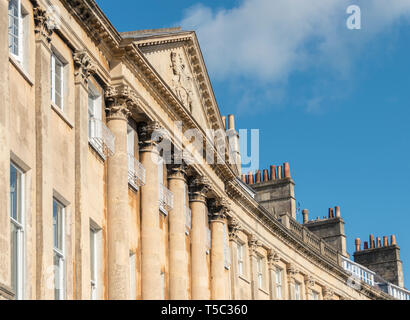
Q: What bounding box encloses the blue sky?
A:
[96,0,410,287]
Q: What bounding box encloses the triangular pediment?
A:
[122,30,224,134]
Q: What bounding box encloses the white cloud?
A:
[180,0,410,82]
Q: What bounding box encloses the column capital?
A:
[208,197,231,222]
[248,235,262,256]
[33,6,54,44]
[167,162,187,181]
[304,275,316,295]
[323,286,334,300]
[228,218,242,242]
[189,176,211,202]
[73,50,96,86]
[287,263,299,281]
[138,120,168,150]
[267,248,280,268]
[105,85,137,120]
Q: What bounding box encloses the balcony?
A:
[128,154,146,190]
[159,183,173,214]
[341,256,375,286]
[379,282,410,300]
[89,118,115,157]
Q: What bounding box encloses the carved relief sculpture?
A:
[170,52,194,112]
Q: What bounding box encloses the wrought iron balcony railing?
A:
[159,183,173,214]
[128,154,146,190]
[89,118,115,157]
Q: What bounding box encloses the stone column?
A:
[105,85,134,300]
[248,235,262,300]
[139,121,162,300]
[0,0,12,299]
[208,198,230,300]
[167,162,189,300]
[287,264,298,300]
[73,51,95,299]
[189,176,211,300]
[228,219,242,300]
[33,6,54,300]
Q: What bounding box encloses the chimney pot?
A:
[228,114,235,130]
[383,236,389,247]
[284,162,291,179]
[277,166,283,180]
[270,165,277,181]
[221,116,226,130]
[328,208,334,219]
[248,171,254,185]
[364,242,369,250]
[335,206,341,218]
[241,174,247,184]
[302,209,309,224]
[370,235,375,249]
[355,238,361,252]
[255,170,261,184]
[377,237,382,248]
[391,235,397,246]
[263,169,269,182]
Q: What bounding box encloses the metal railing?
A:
[128,154,145,189]
[159,183,173,214]
[89,118,115,157]
[341,256,375,286]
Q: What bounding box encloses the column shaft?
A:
[210,219,226,300]
[107,115,130,300]
[140,144,161,299]
[168,169,189,300]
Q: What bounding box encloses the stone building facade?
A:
[0,0,407,300]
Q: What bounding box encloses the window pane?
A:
[10,164,22,222]
[53,200,64,251]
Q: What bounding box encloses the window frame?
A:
[275,267,283,300]
[8,0,23,62]
[237,242,244,276]
[294,281,301,300]
[90,225,100,300]
[256,255,264,289]
[51,53,65,110]
[53,198,65,300]
[312,290,320,300]
[10,162,25,300]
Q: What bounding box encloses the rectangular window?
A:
[88,81,102,139]
[275,268,283,299]
[8,0,21,59]
[223,226,230,270]
[160,272,165,300]
[129,253,136,300]
[312,290,319,300]
[10,163,24,300]
[51,54,64,110]
[53,199,65,300]
[257,256,263,289]
[237,243,244,276]
[294,281,301,300]
[90,226,101,300]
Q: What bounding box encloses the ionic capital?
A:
[73,50,96,85]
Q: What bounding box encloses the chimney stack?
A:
[355,238,361,252]
[228,114,235,130]
[364,242,369,250]
[302,209,309,224]
[391,235,397,246]
[383,236,389,247]
[270,165,276,181]
[255,170,261,184]
[335,206,341,218]
[284,162,291,179]
[248,172,254,185]
[377,237,382,248]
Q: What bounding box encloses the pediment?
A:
[122,30,225,134]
